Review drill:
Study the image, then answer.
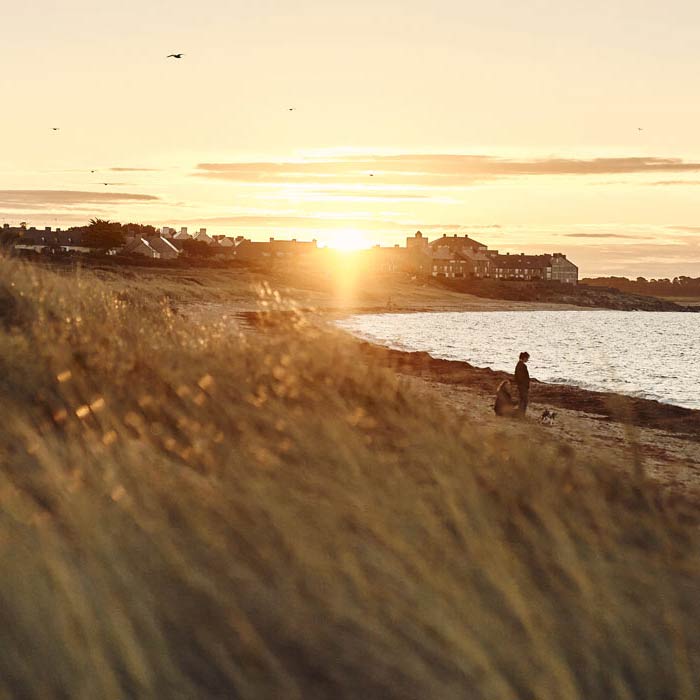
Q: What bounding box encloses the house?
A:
[233,237,318,260]
[193,228,213,244]
[490,253,578,284]
[368,244,409,273]
[172,227,192,240]
[404,231,433,274]
[121,237,160,258]
[213,235,236,248]
[428,233,492,278]
[11,226,93,254]
[490,253,548,281]
[549,253,578,284]
[145,235,180,259]
[431,248,473,278]
[459,248,491,278]
[429,233,489,254]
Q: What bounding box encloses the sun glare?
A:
[325,229,370,252]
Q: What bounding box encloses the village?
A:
[2,223,579,284]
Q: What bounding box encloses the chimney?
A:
[269,237,275,242]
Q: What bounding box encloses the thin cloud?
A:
[564,233,655,240]
[176,214,404,230]
[0,190,159,210]
[650,180,700,186]
[109,167,160,172]
[266,188,432,202]
[194,155,700,187]
[175,215,502,235]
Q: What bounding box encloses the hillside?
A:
[435,277,696,312]
[1,256,699,698]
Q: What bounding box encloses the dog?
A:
[539,409,557,426]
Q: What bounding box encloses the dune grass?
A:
[0,256,699,699]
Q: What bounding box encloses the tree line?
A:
[582,276,700,297]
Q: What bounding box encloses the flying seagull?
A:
[167,53,184,59]
[289,107,295,111]
[52,127,60,131]
[638,127,644,131]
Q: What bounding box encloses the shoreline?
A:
[357,341,700,439]
[235,308,700,437]
[225,305,700,493]
[355,339,700,494]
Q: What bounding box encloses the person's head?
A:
[519,352,530,363]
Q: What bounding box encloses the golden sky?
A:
[2,0,700,276]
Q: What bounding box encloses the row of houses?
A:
[2,223,578,283]
[376,232,578,284]
[2,224,317,261]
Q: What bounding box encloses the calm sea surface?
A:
[337,311,700,410]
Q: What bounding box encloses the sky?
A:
[2,0,700,277]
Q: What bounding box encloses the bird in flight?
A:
[167,53,184,59]
[289,107,295,111]
[369,173,374,177]
[638,127,644,131]
[52,127,60,131]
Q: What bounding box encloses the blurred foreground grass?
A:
[0,256,699,699]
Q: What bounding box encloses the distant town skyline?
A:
[2,0,700,277]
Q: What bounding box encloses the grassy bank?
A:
[1,256,699,699]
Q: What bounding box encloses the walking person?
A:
[514,352,530,416]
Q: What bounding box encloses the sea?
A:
[336,310,700,410]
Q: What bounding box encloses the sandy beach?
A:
[356,342,700,497]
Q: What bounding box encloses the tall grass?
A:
[0,256,699,699]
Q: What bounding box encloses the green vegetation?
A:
[1,256,699,698]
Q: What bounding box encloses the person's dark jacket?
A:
[515,360,530,392]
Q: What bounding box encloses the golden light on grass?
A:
[1,255,699,698]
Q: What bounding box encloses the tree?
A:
[84,218,125,249]
[123,222,157,237]
[181,239,216,258]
